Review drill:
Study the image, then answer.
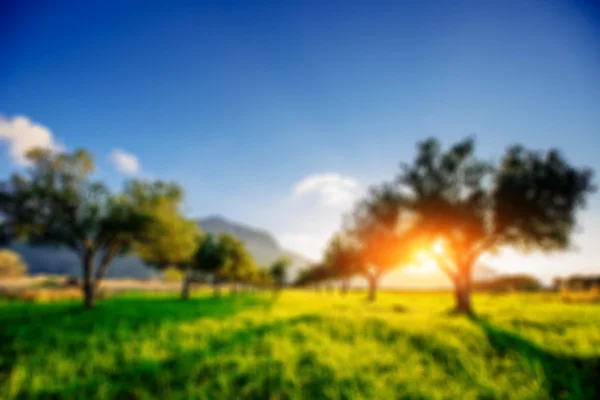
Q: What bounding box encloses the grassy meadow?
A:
[1,290,599,400]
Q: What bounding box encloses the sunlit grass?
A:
[1,291,599,399]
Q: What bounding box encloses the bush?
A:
[560,286,600,303]
[33,277,63,289]
[64,276,81,287]
[554,275,600,291]
[474,274,543,292]
[0,250,27,278]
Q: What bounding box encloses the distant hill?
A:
[198,216,311,278]
[2,216,311,280]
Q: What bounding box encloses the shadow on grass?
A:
[0,293,273,390]
[474,317,600,399]
[24,313,478,399]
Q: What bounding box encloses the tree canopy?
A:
[0,148,169,307]
[394,137,595,313]
[216,233,257,293]
[343,183,418,301]
[130,180,200,270]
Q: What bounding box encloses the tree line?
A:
[0,136,595,314]
[295,137,594,314]
[0,148,290,308]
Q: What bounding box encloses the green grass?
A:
[1,291,599,399]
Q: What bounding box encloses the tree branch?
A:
[433,254,457,281]
[94,243,119,286]
[465,234,498,265]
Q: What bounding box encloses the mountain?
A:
[198,216,311,277]
[3,215,498,287]
[2,216,312,280]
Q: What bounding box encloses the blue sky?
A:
[1,0,599,280]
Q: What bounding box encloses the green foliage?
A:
[162,266,185,283]
[217,233,257,286]
[269,257,291,288]
[252,268,273,287]
[193,234,224,277]
[0,249,27,278]
[0,292,598,399]
[128,180,200,270]
[0,148,186,307]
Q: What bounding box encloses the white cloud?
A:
[0,115,62,165]
[292,173,359,207]
[278,232,331,260]
[109,149,140,175]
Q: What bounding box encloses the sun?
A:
[407,239,447,274]
[432,239,445,256]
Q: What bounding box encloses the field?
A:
[1,291,599,400]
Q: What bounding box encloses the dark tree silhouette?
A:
[395,137,594,314]
[323,232,361,295]
[194,233,226,297]
[346,183,415,302]
[294,262,332,290]
[269,257,291,292]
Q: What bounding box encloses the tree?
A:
[0,249,27,278]
[294,262,333,290]
[323,232,361,295]
[0,148,152,308]
[218,233,256,294]
[394,137,594,314]
[345,183,416,302]
[194,233,226,296]
[162,266,185,283]
[130,180,200,300]
[269,257,291,292]
[253,268,273,290]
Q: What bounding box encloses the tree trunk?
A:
[181,270,191,300]
[93,247,118,295]
[367,275,377,302]
[453,267,473,315]
[213,276,221,297]
[82,251,95,309]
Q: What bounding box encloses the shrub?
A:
[0,250,27,278]
[560,287,600,303]
[474,275,543,292]
[33,277,64,289]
